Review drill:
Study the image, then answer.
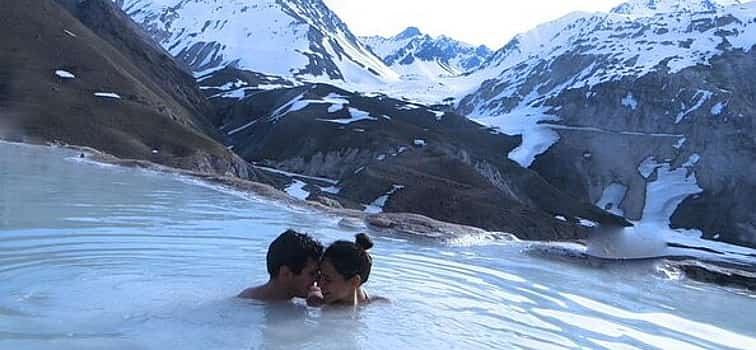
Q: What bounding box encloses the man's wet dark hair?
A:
[322,233,374,284]
[267,229,324,278]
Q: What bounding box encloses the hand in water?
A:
[306,282,324,307]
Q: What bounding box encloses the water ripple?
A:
[1,142,755,350]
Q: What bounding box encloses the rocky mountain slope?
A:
[113,0,398,85]
[362,27,492,79]
[455,0,756,247]
[197,69,629,240]
[0,0,250,177]
[5,0,753,250]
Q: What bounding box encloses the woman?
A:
[307,233,386,307]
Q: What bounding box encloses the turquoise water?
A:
[1,142,755,350]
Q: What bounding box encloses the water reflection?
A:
[255,302,366,350]
[1,142,755,350]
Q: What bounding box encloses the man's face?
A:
[289,258,320,298]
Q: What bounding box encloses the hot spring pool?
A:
[1,142,754,349]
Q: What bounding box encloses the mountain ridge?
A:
[455,0,756,247]
[113,0,398,85]
[362,26,492,78]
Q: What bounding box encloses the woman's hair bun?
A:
[355,233,374,250]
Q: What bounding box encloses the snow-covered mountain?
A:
[362,27,492,79]
[459,0,754,164]
[612,0,742,17]
[113,0,398,85]
[456,0,756,247]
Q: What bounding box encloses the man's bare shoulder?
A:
[238,286,263,300]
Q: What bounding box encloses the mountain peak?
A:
[395,26,423,40]
[114,0,398,85]
[611,0,741,16]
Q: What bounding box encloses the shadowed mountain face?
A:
[456,0,756,247]
[199,68,630,240]
[528,49,756,248]
[0,0,250,177]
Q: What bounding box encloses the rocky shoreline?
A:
[51,141,754,294]
[67,143,500,242]
[525,243,756,293]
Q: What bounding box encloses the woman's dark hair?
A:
[323,233,374,284]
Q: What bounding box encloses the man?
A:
[238,229,324,302]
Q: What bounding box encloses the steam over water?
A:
[1,142,755,350]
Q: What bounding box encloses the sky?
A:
[323,0,628,48]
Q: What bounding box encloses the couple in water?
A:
[238,229,383,306]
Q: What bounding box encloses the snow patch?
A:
[323,93,350,113]
[621,92,638,110]
[216,88,250,99]
[328,104,345,113]
[55,70,75,79]
[289,100,316,113]
[595,182,628,216]
[641,155,703,225]
[589,154,708,260]
[638,156,662,178]
[285,180,309,201]
[587,147,754,263]
[682,153,701,168]
[396,103,422,111]
[317,108,377,125]
[267,94,306,123]
[323,93,349,104]
[201,79,248,91]
[321,185,341,194]
[470,103,560,168]
[675,90,713,123]
[578,218,599,228]
[413,139,426,147]
[365,185,405,214]
[710,101,727,116]
[430,110,446,120]
[673,137,687,150]
[93,92,121,99]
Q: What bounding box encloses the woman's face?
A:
[318,259,355,304]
